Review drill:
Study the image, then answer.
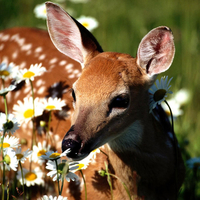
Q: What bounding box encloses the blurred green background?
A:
[0,0,200,199]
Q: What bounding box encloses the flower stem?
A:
[29,80,35,116]
[60,176,65,195]
[80,170,87,200]
[19,161,25,200]
[104,162,113,200]
[6,182,9,200]
[29,79,36,171]
[30,79,36,145]
[164,100,178,198]
[1,130,6,200]
[3,95,8,121]
[164,100,174,132]
[109,174,132,200]
[55,159,61,195]
[46,110,52,147]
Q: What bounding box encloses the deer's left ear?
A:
[136,26,175,77]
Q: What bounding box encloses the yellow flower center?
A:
[153,89,166,102]
[23,109,34,119]
[49,152,60,159]
[0,70,10,77]
[45,105,56,110]
[0,143,10,148]
[25,172,37,181]
[16,153,23,160]
[43,8,47,14]
[82,22,89,28]
[23,71,35,79]
[37,149,47,157]
[77,163,84,170]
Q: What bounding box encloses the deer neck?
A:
[106,111,167,197]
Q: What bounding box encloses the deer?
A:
[0,2,185,200]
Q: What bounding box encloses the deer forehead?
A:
[75,52,142,102]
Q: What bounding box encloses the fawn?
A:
[0,2,185,199]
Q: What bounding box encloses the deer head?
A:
[45,2,175,160]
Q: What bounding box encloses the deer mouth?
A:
[61,133,95,161]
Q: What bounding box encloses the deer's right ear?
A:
[136,26,175,77]
[45,2,103,68]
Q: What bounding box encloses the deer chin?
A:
[67,151,89,161]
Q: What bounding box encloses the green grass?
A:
[1,0,200,199]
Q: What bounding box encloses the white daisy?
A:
[14,63,46,84]
[0,113,20,134]
[41,195,68,200]
[17,166,44,187]
[161,89,190,118]
[161,99,183,118]
[40,149,71,160]
[0,135,20,149]
[31,141,51,165]
[174,89,190,105]
[46,158,80,182]
[3,148,18,171]
[42,97,66,111]
[76,16,99,32]
[0,61,16,79]
[15,147,32,163]
[0,85,16,96]
[13,97,44,123]
[149,76,173,113]
[34,3,47,19]
[79,148,100,170]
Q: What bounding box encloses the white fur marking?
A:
[21,43,32,51]
[39,54,46,60]
[23,86,31,94]
[49,57,58,64]
[73,69,80,74]
[35,47,43,53]
[0,44,5,50]
[77,72,82,77]
[12,51,18,59]
[67,68,73,73]
[14,91,21,99]
[1,34,10,41]
[18,38,25,46]
[26,50,32,55]
[65,64,74,70]
[20,62,26,68]
[37,86,46,94]
[35,79,45,87]
[59,60,67,66]
[68,74,75,79]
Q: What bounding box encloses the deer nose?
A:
[62,126,82,159]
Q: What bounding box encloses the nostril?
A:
[62,138,81,158]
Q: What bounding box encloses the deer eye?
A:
[72,89,76,102]
[109,93,129,110]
